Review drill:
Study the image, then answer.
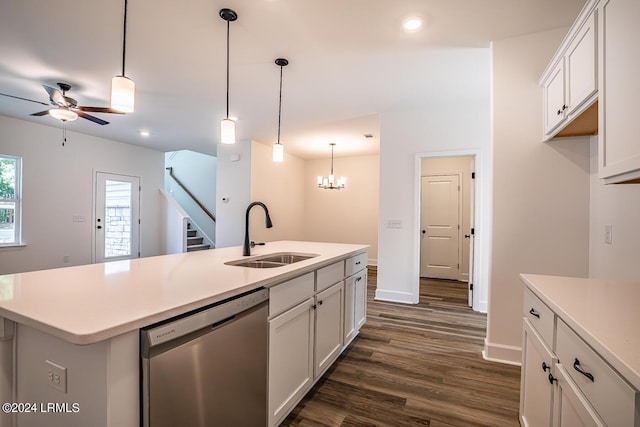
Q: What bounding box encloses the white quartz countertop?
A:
[520,273,640,391]
[0,241,368,345]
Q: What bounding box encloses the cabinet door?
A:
[314,281,344,378]
[354,271,367,330]
[343,275,357,345]
[268,298,315,427]
[599,0,640,182]
[553,364,605,427]
[543,61,567,136]
[566,10,597,116]
[520,319,556,427]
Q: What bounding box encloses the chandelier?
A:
[317,143,346,189]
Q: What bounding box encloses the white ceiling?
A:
[0,0,585,159]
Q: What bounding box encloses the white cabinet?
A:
[267,252,367,427]
[314,281,344,377]
[343,258,367,347]
[598,0,640,183]
[520,319,556,427]
[553,364,605,427]
[520,281,640,427]
[541,1,598,141]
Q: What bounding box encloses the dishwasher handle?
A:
[141,288,268,352]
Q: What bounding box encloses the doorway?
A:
[95,172,140,263]
[419,156,475,307]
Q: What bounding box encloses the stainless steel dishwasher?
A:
[141,288,269,427]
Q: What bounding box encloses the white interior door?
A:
[95,172,140,263]
[420,174,460,280]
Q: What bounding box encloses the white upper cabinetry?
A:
[541,1,598,140]
[598,0,640,183]
[542,0,640,184]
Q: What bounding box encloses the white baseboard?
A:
[374,289,417,304]
[482,338,521,366]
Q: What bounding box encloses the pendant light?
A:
[111,0,135,113]
[317,143,346,189]
[219,8,238,144]
[272,58,288,162]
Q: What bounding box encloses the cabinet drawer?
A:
[556,319,639,426]
[523,288,555,349]
[316,261,344,292]
[345,252,367,277]
[269,272,314,318]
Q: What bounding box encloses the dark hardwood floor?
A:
[281,268,521,427]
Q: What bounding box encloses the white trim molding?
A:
[483,338,522,366]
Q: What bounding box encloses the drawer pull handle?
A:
[542,362,550,372]
[355,261,361,265]
[548,373,557,385]
[529,308,540,318]
[573,358,594,382]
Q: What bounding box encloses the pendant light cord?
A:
[121,0,128,76]
[277,65,283,144]
[226,19,230,119]
[330,144,334,175]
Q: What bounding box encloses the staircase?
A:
[186,223,211,252]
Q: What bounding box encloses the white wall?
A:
[215,140,252,248]
[250,141,305,244]
[0,115,164,274]
[487,29,591,364]
[165,150,217,243]
[377,78,492,307]
[421,156,473,280]
[589,139,640,280]
[304,154,379,264]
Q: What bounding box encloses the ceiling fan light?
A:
[220,118,236,144]
[272,142,284,162]
[111,75,135,113]
[49,108,78,122]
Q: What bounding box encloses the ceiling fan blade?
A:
[0,92,50,106]
[77,106,125,114]
[77,111,109,125]
[30,110,51,116]
[43,85,67,107]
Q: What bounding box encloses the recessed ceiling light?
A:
[139,130,150,137]
[402,17,423,32]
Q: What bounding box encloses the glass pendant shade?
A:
[317,143,346,189]
[111,75,135,113]
[49,108,78,122]
[273,143,284,162]
[220,118,236,144]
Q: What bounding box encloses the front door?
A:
[420,174,460,280]
[95,172,140,263]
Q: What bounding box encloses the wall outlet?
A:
[45,360,67,393]
[604,224,612,244]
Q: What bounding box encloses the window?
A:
[0,155,21,246]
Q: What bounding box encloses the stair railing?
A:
[165,167,216,223]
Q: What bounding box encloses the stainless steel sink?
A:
[225,252,318,268]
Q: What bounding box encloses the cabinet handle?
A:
[312,304,317,310]
[542,362,550,372]
[355,261,361,265]
[529,308,540,318]
[318,300,323,306]
[557,109,563,115]
[573,358,595,382]
[355,277,362,282]
[548,373,557,385]
[562,104,568,111]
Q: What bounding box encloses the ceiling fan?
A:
[0,82,124,125]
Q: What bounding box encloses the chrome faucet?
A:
[243,202,273,256]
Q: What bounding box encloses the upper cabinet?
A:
[541,0,640,184]
[541,1,598,140]
[598,0,640,184]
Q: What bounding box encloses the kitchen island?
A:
[0,241,369,427]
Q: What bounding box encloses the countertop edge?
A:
[3,245,369,345]
[520,273,640,392]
